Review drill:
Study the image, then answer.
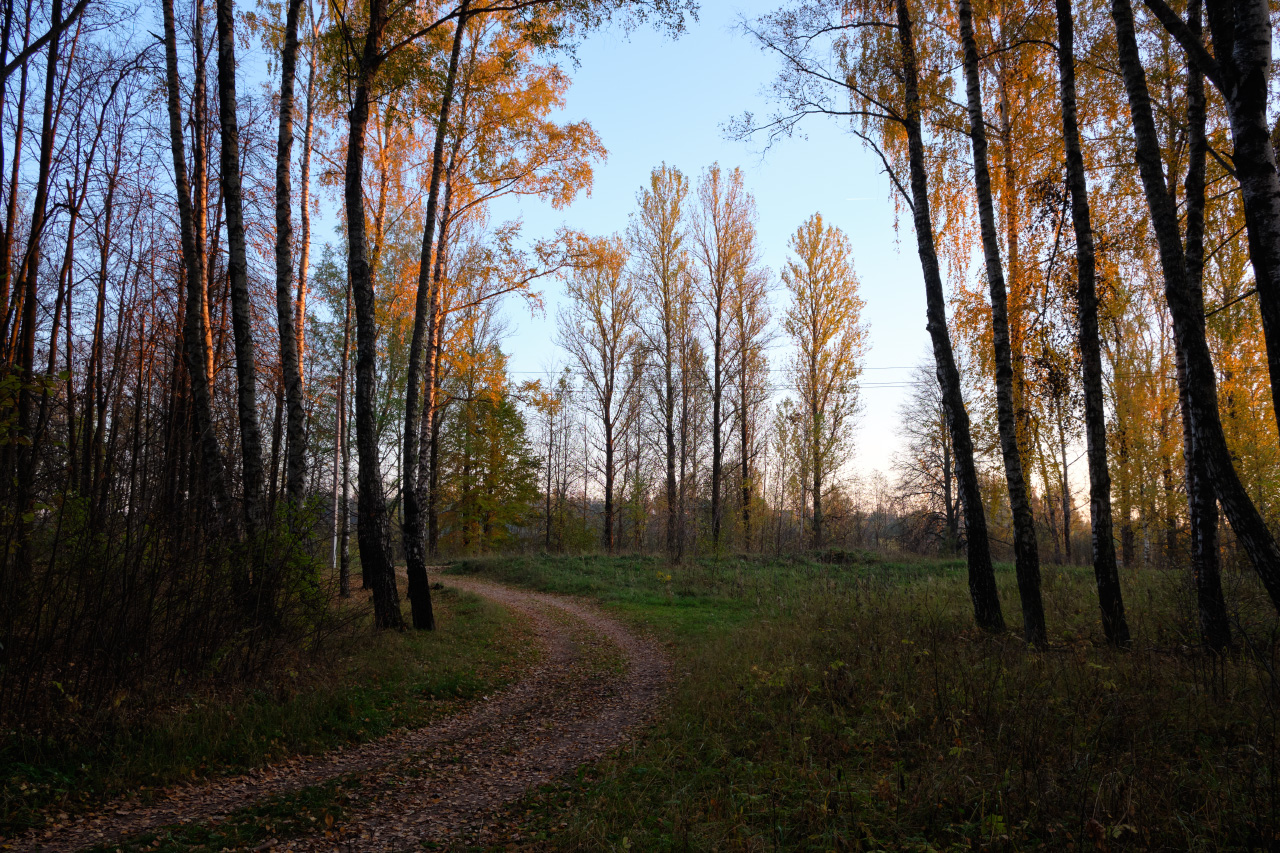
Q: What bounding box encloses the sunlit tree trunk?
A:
[0,0,31,357]
[344,0,402,629]
[295,0,319,371]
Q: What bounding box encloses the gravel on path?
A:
[11,576,668,852]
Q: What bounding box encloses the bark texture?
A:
[161,0,227,513]
[345,0,402,629]
[896,0,1004,632]
[1143,0,1280,439]
[402,1,470,630]
[1055,0,1129,646]
[958,0,1045,645]
[1178,0,1231,649]
[274,0,308,506]
[214,0,266,535]
[1114,0,1280,612]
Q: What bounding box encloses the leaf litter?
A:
[9,577,669,852]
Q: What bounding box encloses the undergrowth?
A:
[0,583,535,836]
[456,553,1280,851]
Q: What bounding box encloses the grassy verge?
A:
[1,583,536,836]
[452,553,1280,851]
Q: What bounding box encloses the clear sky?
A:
[490,0,935,476]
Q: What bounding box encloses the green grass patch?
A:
[454,553,1280,851]
[2,585,535,836]
[447,550,959,641]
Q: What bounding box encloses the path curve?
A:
[12,576,668,852]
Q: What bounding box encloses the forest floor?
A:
[8,551,1280,851]
[447,551,1280,851]
[6,577,668,852]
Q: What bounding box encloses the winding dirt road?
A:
[12,576,668,852]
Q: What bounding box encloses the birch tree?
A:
[957,0,1047,646]
[744,0,1006,630]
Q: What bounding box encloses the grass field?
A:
[0,584,535,836]
[450,551,1280,851]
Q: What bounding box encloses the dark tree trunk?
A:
[428,386,443,556]
[711,320,722,551]
[811,403,822,549]
[425,139,463,559]
[1215,0,1280,442]
[665,339,678,562]
[214,0,266,535]
[335,281,350,594]
[1178,0,1230,649]
[1114,0,1280,612]
[274,0,308,506]
[1056,0,1129,645]
[402,2,469,629]
[604,416,615,553]
[161,0,226,513]
[741,387,751,552]
[545,401,556,551]
[1143,0,1280,440]
[897,0,1004,632]
[1058,424,1070,561]
[84,167,115,501]
[958,0,1046,645]
[336,275,351,597]
[345,0,402,629]
[12,0,62,500]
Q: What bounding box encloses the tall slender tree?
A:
[161,0,227,513]
[274,0,308,507]
[215,0,266,536]
[558,236,641,554]
[744,0,1006,631]
[1112,0,1280,612]
[1141,0,1280,440]
[781,213,866,550]
[731,261,770,552]
[402,0,472,632]
[958,0,1046,645]
[341,0,405,629]
[630,164,690,563]
[1055,0,1128,646]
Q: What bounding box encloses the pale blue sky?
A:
[491,0,933,474]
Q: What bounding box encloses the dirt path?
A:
[13,576,668,852]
